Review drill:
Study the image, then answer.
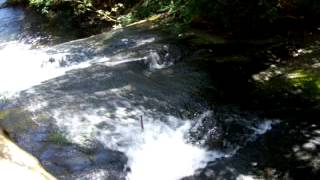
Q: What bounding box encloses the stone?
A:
[0,128,56,180]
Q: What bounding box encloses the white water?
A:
[0,42,90,97]
[125,121,222,180]
[51,108,225,180]
[50,104,274,180]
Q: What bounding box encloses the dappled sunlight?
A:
[252,64,284,83]
[252,62,320,103]
[236,174,258,180]
[292,49,313,57]
[286,70,308,79]
[291,123,320,171]
[184,120,320,180]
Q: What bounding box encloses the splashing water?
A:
[52,108,225,180]
[51,106,273,180]
[125,120,223,180]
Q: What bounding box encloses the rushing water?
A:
[0,3,274,180]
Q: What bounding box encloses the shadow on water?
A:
[44,26,182,67]
[183,116,320,180]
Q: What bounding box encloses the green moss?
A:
[316,80,320,89]
[255,67,320,103]
[0,108,36,133]
[0,111,7,120]
[286,69,320,95]
[287,70,311,88]
[47,132,71,145]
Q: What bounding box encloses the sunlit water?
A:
[0,4,274,180]
[0,43,71,95]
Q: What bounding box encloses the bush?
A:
[8,0,320,34]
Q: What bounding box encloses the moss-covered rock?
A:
[249,37,320,113]
[47,132,71,145]
[0,108,37,134]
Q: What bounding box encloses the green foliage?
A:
[9,0,320,34]
[25,0,133,23]
[96,3,124,22]
[256,68,320,103]
[124,0,281,30]
[118,12,136,26]
[132,0,175,19]
[185,0,280,29]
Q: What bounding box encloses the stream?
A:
[0,2,277,180]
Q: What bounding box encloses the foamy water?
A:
[51,109,225,180]
[0,42,91,96]
[49,105,274,180]
[125,121,222,180]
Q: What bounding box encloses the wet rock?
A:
[66,168,126,180]
[40,145,92,173]
[188,107,273,153]
[0,127,56,180]
[37,142,127,179]
[80,141,128,168]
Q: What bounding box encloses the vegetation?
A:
[47,131,71,145]
[6,0,319,34]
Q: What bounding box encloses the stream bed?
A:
[1,2,319,180]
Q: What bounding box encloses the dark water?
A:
[0,0,93,46]
[0,1,24,42]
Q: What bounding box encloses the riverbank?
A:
[172,27,320,119]
[177,25,320,180]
